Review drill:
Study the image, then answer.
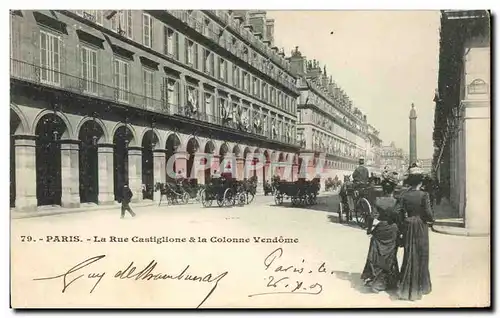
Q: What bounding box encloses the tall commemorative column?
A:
[409,103,417,166]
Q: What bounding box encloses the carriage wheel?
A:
[347,196,355,218]
[182,192,190,205]
[312,193,318,205]
[246,192,255,205]
[217,195,225,207]
[291,196,297,206]
[237,192,246,206]
[355,198,372,229]
[338,201,344,223]
[223,188,234,207]
[274,192,284,205]
[201,190,212,207]
[196,189,203,202]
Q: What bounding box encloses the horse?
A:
[154,181,187,206]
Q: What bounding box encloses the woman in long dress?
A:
[397,167,435,301]
[361,172,400,293]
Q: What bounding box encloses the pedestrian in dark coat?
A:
[361,172,400,293]
[396,167,434,301]
[121,184,136,219]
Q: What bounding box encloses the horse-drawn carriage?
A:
[338,174,408,229]
[325,177,342,192]
[273,177,321,206]
[199,176,257,207]
[154,178,203,206]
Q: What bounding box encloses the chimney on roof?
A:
[265,18,275,47]
[288,46,306,76]
[248,11,267,42]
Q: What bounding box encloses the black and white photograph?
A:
[8,7,491,309]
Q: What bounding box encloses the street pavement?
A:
[11,193,490,308]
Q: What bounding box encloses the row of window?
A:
[301,78,367,133]
[175,29,296,114]
[74,10,296,115]
[312,130,365,159]
[177,10,296,88]
[38,30,296,139]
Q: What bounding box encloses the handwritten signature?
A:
[248,248,326,297]
[33,255,228,308]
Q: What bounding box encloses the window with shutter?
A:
[164,26,175,56]
[81,46,98,94]
[114,58,130,102]
[143,13,153,48]
[143,69,154,106]
[111,10,132,39]
[39,30,61,85]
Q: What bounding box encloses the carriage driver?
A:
[352,156,370,185]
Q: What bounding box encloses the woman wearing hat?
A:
[396,167,434,301]
[361,171,400,293]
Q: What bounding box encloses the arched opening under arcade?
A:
[263,150,270,182]
[35,113,67,206]
[243,147,252,179]
[219,143,230,178]
[78,120,105,204]
[276,152,285,180]
[165,133,181,181]
[204,140,216,181]
[10,110,22,208]
[141,130,159,200]
[186,137,200,180]
[113,125,135,201]
[232,145,241,180]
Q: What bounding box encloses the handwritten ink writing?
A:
[249,248,325,297]
[33,255,106,293]
[33,255,229,309]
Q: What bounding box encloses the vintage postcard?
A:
[10,9,491,308]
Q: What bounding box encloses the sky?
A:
[267,10,441,159]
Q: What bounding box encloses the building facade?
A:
[418,158,432,174]
[380,142,408,176]
[432,10,490,233]
[10,9,303,211]
[287,47,381,182]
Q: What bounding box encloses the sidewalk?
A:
[431,198,489,237]
[11,200,157,220]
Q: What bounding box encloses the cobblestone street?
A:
[11,193,490,308]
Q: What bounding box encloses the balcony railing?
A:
[10,59,170,115]
[175,105,298,146]
[11,58,299,147]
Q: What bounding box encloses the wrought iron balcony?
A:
[11,58,300,147]
[175,105,298,146]
[10,58,170,115]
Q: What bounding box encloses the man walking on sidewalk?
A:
[121,184,136,219]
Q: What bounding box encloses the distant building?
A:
[380,142,407,175]
[418,158,432,174]
[287,46,382,179]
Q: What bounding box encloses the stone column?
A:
[60,140,80,208]
[244,157,253,180]
[193,152,206,184]
[236,157,245,180]
[97,143,114,205]
[14,135,37,211]
[153,149,166,202]
[175,151,188,177]
[127,147,143,203]
[464,101,490,235]
[209,154,220,175]
[292,164,299,182]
